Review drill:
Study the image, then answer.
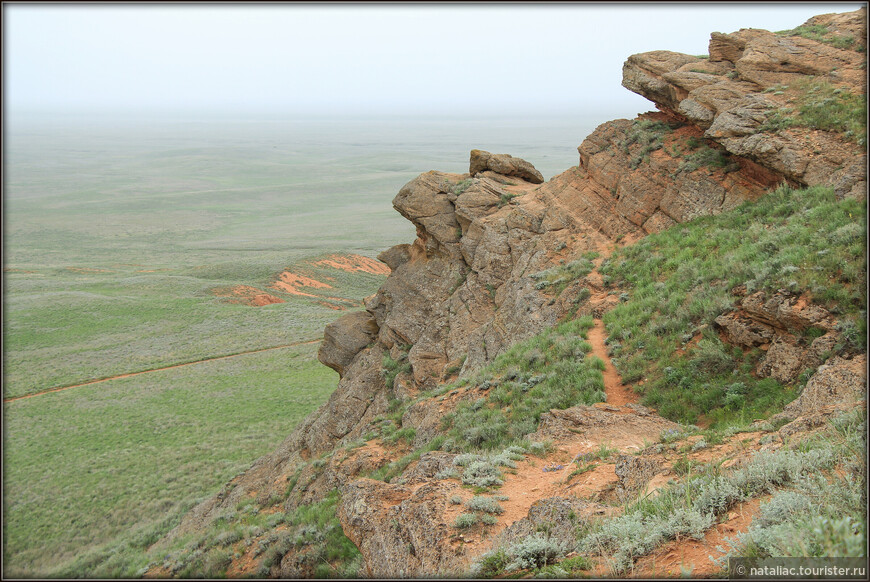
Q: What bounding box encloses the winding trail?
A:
[587,319,639,406]
[4,339,321,404]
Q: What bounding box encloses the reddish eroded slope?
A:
[211,285,286,306]
[312,254,391,275]
[270,271,333,297]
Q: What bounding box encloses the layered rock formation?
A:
[623,8,866,198]
[714,290,842,384]
[156,8,866,578]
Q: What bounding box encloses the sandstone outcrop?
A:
[613,454,662,497]
[469,149,545,184]
[776,354,866,420]
[155,9,866,579]
[714,290,842,383]
[338,478,464,577]
[495,497,610,550]
[318,311,379,377]
[622,7,867,198]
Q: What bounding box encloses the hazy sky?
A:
[4,2,864,118]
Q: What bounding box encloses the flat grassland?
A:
[2,113,595,576]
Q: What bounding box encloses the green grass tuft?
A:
[778,24,857,50]
[619,119,681,169]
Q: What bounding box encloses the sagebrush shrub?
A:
[506,534,566,571]
[461,461,503,488]
[466,496,504,515]
[454,513,478,529]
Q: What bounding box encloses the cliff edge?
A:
[147,8,866,578]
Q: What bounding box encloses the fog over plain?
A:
[5,3,863,120]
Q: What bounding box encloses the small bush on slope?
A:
[716,409,866,562]
[600,184,865,426]
[465,496,505,515]
[577,409,864,574]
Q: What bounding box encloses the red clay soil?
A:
[588,319,640,406]
[270,271,333,297]
[312,254,391,275]
[4,340,320,404]
[628,496,765,578]
[211,285,285,306]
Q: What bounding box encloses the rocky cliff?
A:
[149,9,866,578]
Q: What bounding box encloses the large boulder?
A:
[778,355,867,418]
[338,478,464,577]
[317,310,379,377]
[469,149,545,184]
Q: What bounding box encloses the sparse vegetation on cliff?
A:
[382,345,412,390]
[778,23,858,50]
[677,142,739,173]
[619,119,680,169]
[531,253,596,295]
[441,316,602,451]
[761,78,867,144]
[600,183,865,426]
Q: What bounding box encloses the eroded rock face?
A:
[338,478,464,577]
[470,149,545,184]
[575,115,780,238]
[495,497,609,549]
[369,166,610,384]
[778,355,867,419]
[623,8,867,198]
[318,311,379,377]
[773,352,866,438]
[714,291,841,384]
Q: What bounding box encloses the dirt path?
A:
[4,339,321,404]
[587,319,639,406]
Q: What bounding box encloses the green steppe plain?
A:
[2,113,597,576]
